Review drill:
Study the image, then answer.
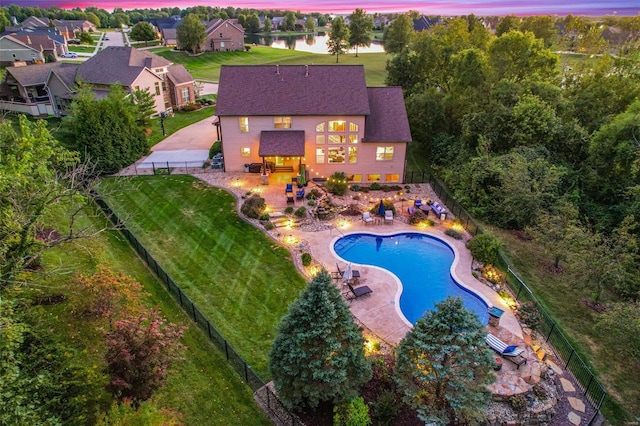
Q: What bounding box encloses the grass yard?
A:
[99,175,308,378]
[153,45,388,86]
[32,204,271,424]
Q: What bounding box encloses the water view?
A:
[245,33,385,54]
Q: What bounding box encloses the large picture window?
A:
[239,117,249,133]
[376,146,394,161]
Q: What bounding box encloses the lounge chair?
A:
[285,183,293,194]
[486,334,527,369]
[362,211,374,225]
[384,210,394,224]
[296,187,305,199]
[345,282,372,299]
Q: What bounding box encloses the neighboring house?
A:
[216,65,411,183]
[5,26,68,56]
[0,34,46,65]
[413,16,441,32]
[374,16,389,30]
[161,28,178,46]
[202,18,244,52]
[146,16,181,46]
[10,16,96,40]
[0,46,195,117]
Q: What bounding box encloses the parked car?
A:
[61,52,78,58]
[67,39,80,44]
[105,36,110,40]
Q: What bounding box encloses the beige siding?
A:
[0,37,44,65]
[220,114,407,181]
[131,70,165,113]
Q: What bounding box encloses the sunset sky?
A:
[4,0,639,16]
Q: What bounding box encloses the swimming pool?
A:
[333,232,489,325]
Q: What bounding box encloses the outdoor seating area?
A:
[384,210,394,224]
[362,211,374,225]
[486,333,528,369]
[334,263,360,284]
[343,282,373,300]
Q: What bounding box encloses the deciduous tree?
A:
[348,9,374,57]
[269,269,371,410]
[176,13,205,53]
[395,297,494,425]
[383,14,413,54]
[327,17,350,63]
[130,21,156,43]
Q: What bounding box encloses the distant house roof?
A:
[162,28,177,41]
[5,62,74,87]
[166,64,194,85]
[77,46,169,86]
[259,130,306,156]
[3,27,66,45]
[9,33,55,51]
[216,65,371,116]
[146,16,182,30]
[205,18,244,35]
[413,16,441,32]
[363,87,412,143]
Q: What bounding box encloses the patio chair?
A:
[345,282,372,299]
[384,210,394,224]
[485,334,527,369]
[296,187,305,200]
[335,263,360,282]
[414,199,423,208]
[285,183,293,194]
[362,211,374,225]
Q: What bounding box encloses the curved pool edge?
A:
[331,229,494,327]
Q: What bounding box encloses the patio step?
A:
[274,165,294,173]
[271,217,302,228]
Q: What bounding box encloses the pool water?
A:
[333,232,488,325]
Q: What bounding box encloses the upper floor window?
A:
[274,117,291,129]
[239,117,249,133]
[154,82,161,96]
[376,146,394,161]
[328,120,346,132]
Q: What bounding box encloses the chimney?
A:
[305,64,309,77]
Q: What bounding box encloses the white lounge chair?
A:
[384,210,394,224]
[486,334,527,369]
[362,211,374,225]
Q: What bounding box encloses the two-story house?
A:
[203,19,245,52]
[216,65,411,183]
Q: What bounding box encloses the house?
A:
[9,16,97,40]
[202,18,244,52]
[216,65,411,183]
[145,16,181,46]
[0,34,46,65]
[413,16,441,32]
[0,46,195,117]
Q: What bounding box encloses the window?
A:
[328,146,346,164]
[220,42,225,48]
[316,135,325,144]
[316,148,325,163]
[154,82,160,96]
[348,146,358,163]
[316,122,325,132]
[367,174,381,182]
[328,135,346,144]
[385,174,400,182]
[376,146,394,161]
[181,87,190,102]
[274,117,291,129]
[350,174,362,182]
[239,117,249,133]
[328,120,346,132]
[349,122,359,132]
[349,135,359,144]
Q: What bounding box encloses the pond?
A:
[245,33,385,54]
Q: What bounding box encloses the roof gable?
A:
[364,87,412,143]
[216,65,370,116]
[77,46,169,86]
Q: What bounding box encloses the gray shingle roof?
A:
[167,64,194,85]
[259,130,305,156]
[6,62,75,87]
[77,46,170,86]
[363,87,412,143]
[216,65,370,116]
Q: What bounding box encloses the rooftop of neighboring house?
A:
[216,65,371,117]
[4,62,76,87]
[77,46,171,86]
[7,33,56,51]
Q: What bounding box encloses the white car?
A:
[61,52,78,58]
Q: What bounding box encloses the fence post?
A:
[546,322,556,341]
[565,348,575,369]
[152,162,156,174]
[178,288,183,306]
[224,340,229,360]
[206,320,212,339]
[584,374,594,396]
[166,161,170,174]
[192,302,197,322]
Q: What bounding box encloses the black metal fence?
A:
[128,161,222,175]
[405,170,606,421]
[92,193,304,425]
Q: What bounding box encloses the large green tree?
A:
[327,17,350,63]
[130,21,156,43]
[348,9,374,57]
[176,13,206,53]
[383,14,413,54]
[395,297,494,425]
[269,269,371,410]
[63,84,148,175]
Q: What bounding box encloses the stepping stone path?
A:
[568,411,582,425]
[560,377,576,393]
[568,396,586,413]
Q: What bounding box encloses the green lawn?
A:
[34,204,271,424]
[99,175,308,378]
[153,45,388,86]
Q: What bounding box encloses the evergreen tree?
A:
[269,269,371,410]
[348,9,374,57]
[327,17,350,63]
[395,297,494,425]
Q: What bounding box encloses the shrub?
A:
[381,185,390,192]
[181,102,200,112]
[284,206,294,214]
[370,182,381,190]
[351,184,361,192]
[371,390,400,426]
[259,213,270,221]
[294,206,307,218]
[209,141,221,158]
[264,222,275,231]
[240,194,265,219]
[466,233,502,264]
[444,229,463,240]
[481,265,506,285]
[325,172,349,196]
[408,209,427,225]
[306,188,321,199]
[333,397,371,426]
[370,200,395,216]
[516,301,542,330]
[307,199,316,206]
[509,394,528,412]
[301,253,312,266]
